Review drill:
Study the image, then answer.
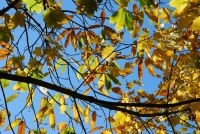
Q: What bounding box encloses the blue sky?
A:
[0,0,167,133]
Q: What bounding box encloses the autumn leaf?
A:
[57,122,67,132]
[102,45,116,61]
[84,105,90,123]
[6,93,18,103]
[169,0,190,17]
[191,16,200,31]
[73,105,79,123]
[17,121,25,134]
[110,9,133,31]
[60,95,66,114]
[48,108,56,129]
[0,109,6,127]
[5,118,21,130]
[90,111,96,130]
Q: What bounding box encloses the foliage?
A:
[0,0,200,133]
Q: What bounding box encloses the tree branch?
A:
[0,0,20,16]
[0,72,199,117]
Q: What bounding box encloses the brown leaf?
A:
[100,10,106,24]
[17,121,25,134]
[111,87,122,95]
[90,111,96,130]
[57,28,71,41]
[89,126,103,133]
[138,59,143,80]
[64,31,72,48]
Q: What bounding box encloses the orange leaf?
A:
[133,4,138,15]
[111,87,122,95]
[57,122,67,132]
[17,121,25,134]
[131,44,137,57]
[138,59,143,80]
[90,111,96,130]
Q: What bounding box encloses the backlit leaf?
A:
[22,0,43,13]
[73,105,79,123]
[48,108,55,129]
[5,118,21,130]
[17,121,25,134]
[0,109,6,127]
[102,45,116,61]
[6,93,18,103]
[169,0,189,17]
[60,96,66,114]
[110,9,133,31]
[138,59,143,80]
[57,122,67,132]
[84,105,90,123]
[111,87,122,95]
[191,16,200,31]
[90,111,96,130]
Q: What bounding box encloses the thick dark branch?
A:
[0,0,20,16]
[0,72,198,117]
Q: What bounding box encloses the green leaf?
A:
[6,93,19,103]
[0,79,10,88]
[115,0,130,8]
[105,75,112,90]
[107,74,121,85]
[77,65,85,79]
[22,0,43,13]
[76,0,97,16]
[43,7,70,28]
[110,9,133,31]
[139,0,154,8]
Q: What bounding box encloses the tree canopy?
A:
[0,0,200,133]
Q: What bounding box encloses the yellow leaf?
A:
[5,118,21,130]
[59,96,66,114]
[0,109,6,127]
[48,108,55,129]
[77,104,84,116]
[83,88,91,95]
[57,122,67,132]
[159,8,170,22]
[25,89,34,108]
[84,105,90,123]
[101,129,112,134]
[40,97,48,108]
[73,105,79,123]
[90,111,96,130]
[191,16,200,31]
[169,0,190,17]
[35,107,49,122]
[17,121,25,134]
[6,93,18,103]
[98,74,105,89]
[102,45,116,61]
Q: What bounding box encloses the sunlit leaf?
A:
[48,108,55,129]
[89,126,103,133]
[57,122,67,132]
[138,59,143,80]
[17,121,25,134]
[22,0,43,13]
[35,107,49,122]
[110,9,133,31]
[6,93,18,103]
[169,0,189,17]
[83,88,91,95]
[5,118,21,130]
[25,89,34,108]
[0,109,6,127]
[84,105,90,123]
[102,45,116,61]
[60,96,66,114]
[191,16,200,31]
[98,74,105,89]
[115,0,130,8]
[90,111,96,130]
[73,105,79,123]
